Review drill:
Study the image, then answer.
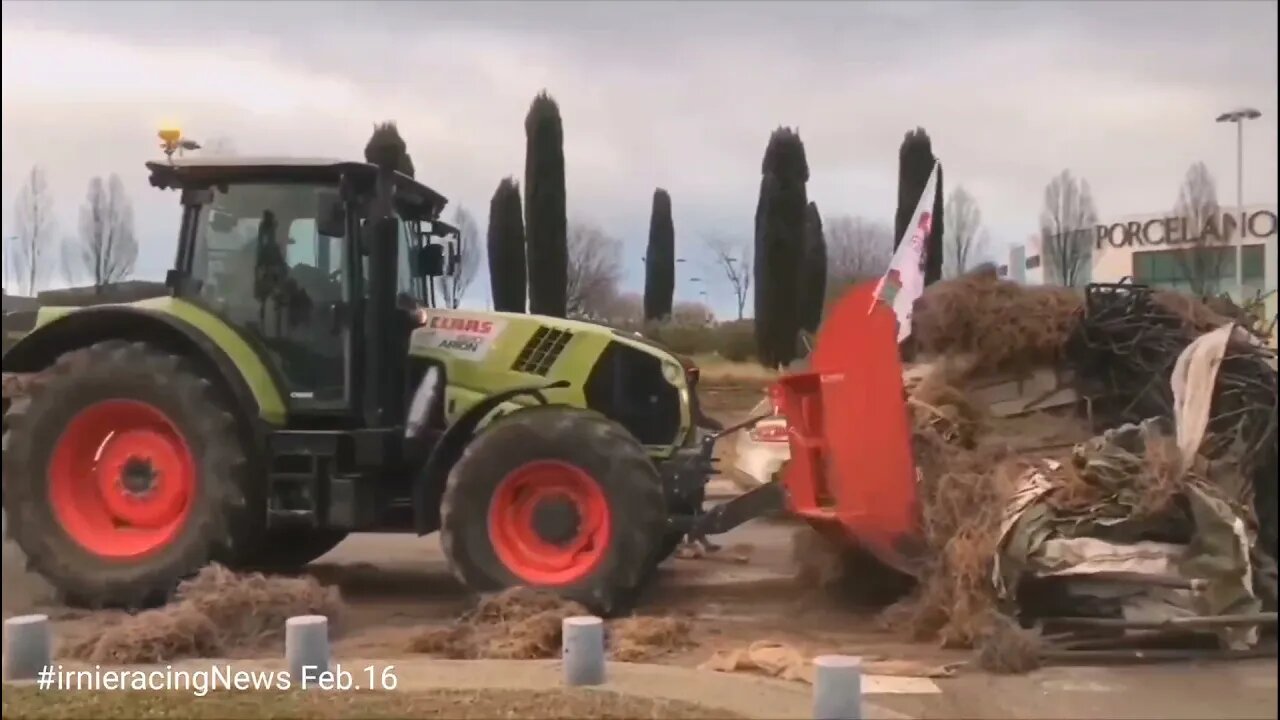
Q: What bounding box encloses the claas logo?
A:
[428,316,495,335]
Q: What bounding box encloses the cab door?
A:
[189,183,354,413]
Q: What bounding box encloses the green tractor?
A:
[1,142,728,615]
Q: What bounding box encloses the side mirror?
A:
[415,244,445,278]
[447,242,461,275]
[317,194,346,238]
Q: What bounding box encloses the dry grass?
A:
[911,268,1084,373]
[406,588,587,660]
[881,427,1028,648]
[908,364,991,449]
[1153,290,1235,333]
[63,565,344,663]
[1,687,741,720]
[878,370,1076,649]
[974,612,1044,674]
[405,588,692,662]
[693,354,778,387]
[609,616,694,662]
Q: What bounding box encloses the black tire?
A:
[241,528,349,571]
[439,406,666,616]
[2,340,260,608]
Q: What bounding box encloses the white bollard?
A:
[561,615,605,687]
[285,615,330,688]
[4,614,52,682]
[812,654,863,720]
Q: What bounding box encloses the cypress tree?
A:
[926,163,944,287]
[487,177,527,313]
[894,128,934,251]
[644,188,675,321]
[364,121,413,178]
[523,91,568,317]
[752,127,809,368]
[798,201,827,334]
[894,127,945,287]
[753,173,780,365]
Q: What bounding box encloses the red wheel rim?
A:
[488,460,612,586]
[47,400,196,559]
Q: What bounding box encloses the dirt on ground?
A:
[1,687,742,720]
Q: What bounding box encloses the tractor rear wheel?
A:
[2,340,259,608]
[439,406,665,616]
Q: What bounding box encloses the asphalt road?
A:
[3,505,1276,719]
[315,520,1278,720]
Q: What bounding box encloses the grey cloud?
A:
[3,0,1277,316]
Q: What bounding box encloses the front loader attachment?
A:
[774,281,925,576]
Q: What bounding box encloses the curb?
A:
[10,657,912,719]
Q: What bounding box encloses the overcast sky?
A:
[3,0,1277,316]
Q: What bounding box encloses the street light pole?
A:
[1216,107,1261,300]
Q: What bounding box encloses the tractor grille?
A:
[584,341,682,446]
[512,327,574,376]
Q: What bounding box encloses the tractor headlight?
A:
[405,366,442,439]
[661,361,682,385]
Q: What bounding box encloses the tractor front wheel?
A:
[439,406,666,615]
[2,340,259,608]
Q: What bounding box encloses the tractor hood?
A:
[410,309,689,381]
[409,308,696,454]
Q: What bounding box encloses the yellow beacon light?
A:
[158,127,182,160]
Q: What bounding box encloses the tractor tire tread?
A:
[439,405,665,616]
[2,340,258,609]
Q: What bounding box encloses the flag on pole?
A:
[872,161,939,342]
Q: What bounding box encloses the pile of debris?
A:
[406,587,694,662]
[884,270,1278,669]
[65,564,344,663]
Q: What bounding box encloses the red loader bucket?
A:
[773,280,926,577]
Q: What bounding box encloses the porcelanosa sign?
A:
[1094,209,1278,251]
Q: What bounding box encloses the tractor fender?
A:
[2,305,276,437]
[412,380,569,535]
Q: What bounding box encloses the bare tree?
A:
[706,234,751,320]
[65,174,138,290]
[943,186,987,278]
[1039,169,1098,287]
[1173,162,1225,297]
[825,215,892,297]
[565,221,622,319]
[9,165,57,296]
[441,205,484,308]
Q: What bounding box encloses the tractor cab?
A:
[148,156,455,424]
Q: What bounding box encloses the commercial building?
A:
[1004,203,1277,342]
[1089,204,1276,304]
